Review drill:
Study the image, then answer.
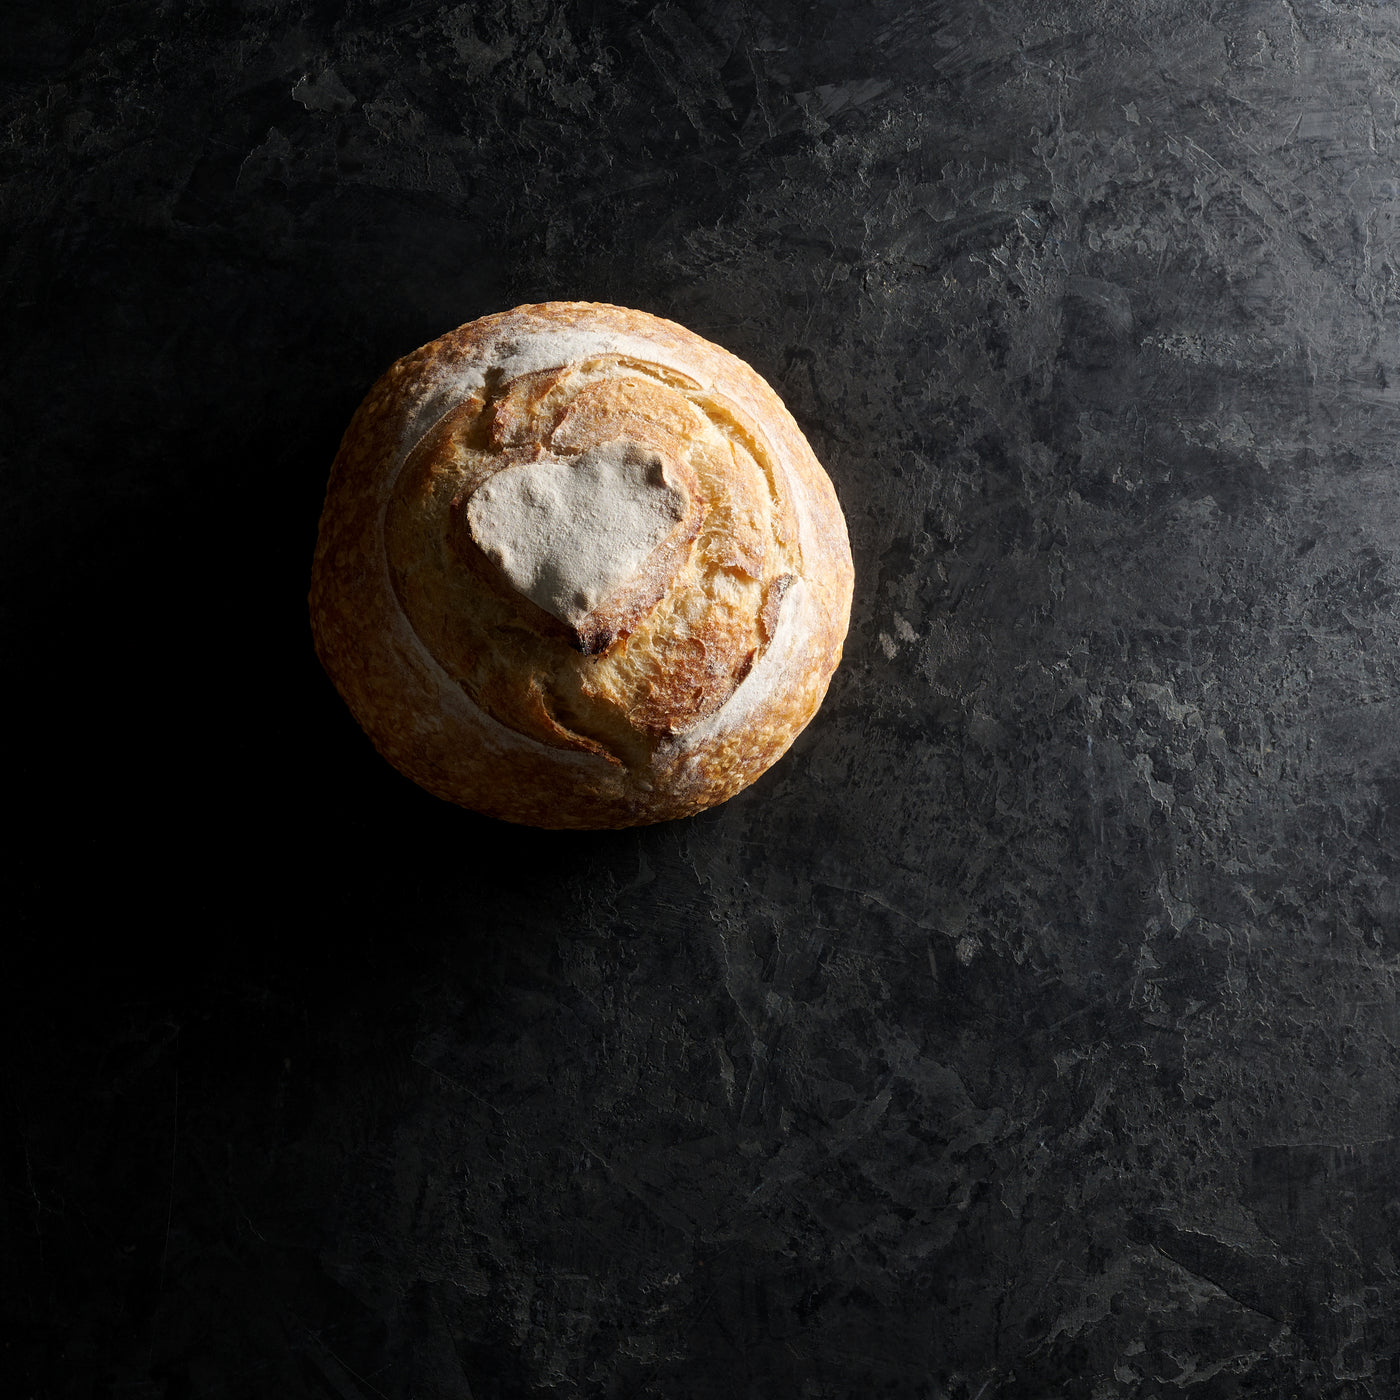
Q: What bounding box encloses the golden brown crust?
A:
[309,302,854,828]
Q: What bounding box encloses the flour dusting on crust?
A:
[467,441,688,627]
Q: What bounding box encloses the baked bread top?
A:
[310,302,854,828]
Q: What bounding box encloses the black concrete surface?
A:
[6,1,1400,1396]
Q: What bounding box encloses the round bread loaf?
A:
[309,302,854,828]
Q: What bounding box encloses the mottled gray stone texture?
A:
[6,1,1400,1397]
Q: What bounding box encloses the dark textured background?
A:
[6,1,1400,1396]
